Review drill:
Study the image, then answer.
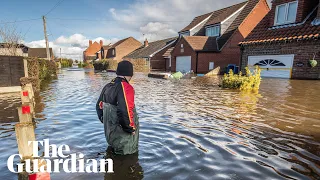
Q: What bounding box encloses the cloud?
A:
[25,34,119,60]
[109,0,273,42]
[139,22,176,41]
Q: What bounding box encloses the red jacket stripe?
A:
[121,82,135,129]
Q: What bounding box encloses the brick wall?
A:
[0,56,25,87]
[241,40,320,79]
[115,38,142,61]
[198,31,242,74]
[150,45,172,71]
[171,38,197,72]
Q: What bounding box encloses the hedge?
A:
[20,57,57,92]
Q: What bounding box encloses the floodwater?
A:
[0,68,319,180]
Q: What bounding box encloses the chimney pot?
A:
[89,40,92,46]
[100,40,103,47]
[144,39,149,47]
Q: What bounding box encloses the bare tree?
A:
[0,24,24,56]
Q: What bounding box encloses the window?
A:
[112,49,115,56]
[254,59,286,66]
[181,44,184,48]
[206,26,220,37]
[179,31,190,37]
[209,62,214,70]
[275,1,298,25]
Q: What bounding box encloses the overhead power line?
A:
[0,18,42,25]
[48,17,191,22]
[45,0,66,16]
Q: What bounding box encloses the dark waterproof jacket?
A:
[96,77,136,133]
[96,77,139,155]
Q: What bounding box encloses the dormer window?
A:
[274,1,298,25]
[206,25,220,37]
[179,31,190,37]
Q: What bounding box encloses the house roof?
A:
[124,37,177,58]
[205,1,247,26]
[179,12,213,33]
[110,37,134,48]
[28,48,54,58]
[102,45,112,50]
[241,3,320,45]
[218,0,262,48]
[179,1,247,33]
[163,47,174,57]
[183,36,219,52]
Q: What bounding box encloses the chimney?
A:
[100,40,103,47]
[89,40,92,46]
[144,39,148,47]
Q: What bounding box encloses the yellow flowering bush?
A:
[222,66,261,91]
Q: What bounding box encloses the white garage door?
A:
[248,54,294,78]
[176,56,191,73]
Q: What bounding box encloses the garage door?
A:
[176,56,191,73]
[248,55,294,78]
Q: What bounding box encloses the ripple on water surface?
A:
[0,69,319,180]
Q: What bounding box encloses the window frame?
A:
[209,62,214,70]
[274,1,298,26]
[205,25,220,37]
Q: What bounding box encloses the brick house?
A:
[105,37,142,61]
[124,37,177,71]
[240,0,320,79]
[96,44,112,60]
[83,40,103,62]
[170,0,270,74]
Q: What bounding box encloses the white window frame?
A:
[209,62,214,70]
[112,49,115,56]
[274,1,298,26]
[181,44,184,48]
[205,25,220,37]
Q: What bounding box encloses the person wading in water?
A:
[96,61,139,155]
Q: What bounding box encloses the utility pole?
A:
[42,16,51,61]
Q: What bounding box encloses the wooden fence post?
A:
[23,59,29,78]
[15,123,36,159]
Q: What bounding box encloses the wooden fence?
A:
[0,56,27,87]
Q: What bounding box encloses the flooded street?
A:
[0,69,319,180]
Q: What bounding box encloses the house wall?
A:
[240,41,320,79]
[114,38,142,61]
[150,45,174,71]
[171,38,197,72]
[0,48,28,57]
[197,31,243,74]
[0,56,25,87]
[269,0,319,26]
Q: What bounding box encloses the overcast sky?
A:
[0,0,272,60]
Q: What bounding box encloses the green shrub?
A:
[23,58,57,92]
[60,59,73,68]
[93,60,110,71]
[222,66,261,92]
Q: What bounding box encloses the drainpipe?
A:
[240,45,244,73]
[196,52,199,74]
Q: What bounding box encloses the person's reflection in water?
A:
[104,146,143,180]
